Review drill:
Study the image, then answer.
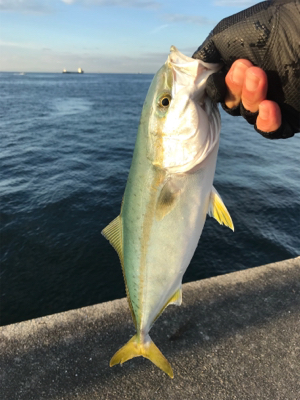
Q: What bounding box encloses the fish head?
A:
[146,46,222,173]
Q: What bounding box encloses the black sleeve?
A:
[193,0,300,139]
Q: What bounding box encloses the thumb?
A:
[192,36,221,63]
[193,35,226,103]
[205,70,227,104]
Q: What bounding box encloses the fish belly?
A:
[122,143,218,336]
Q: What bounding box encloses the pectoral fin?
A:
[156,178,183,221]
[208,187,234,231]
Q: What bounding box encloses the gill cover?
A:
[149,46,222,173]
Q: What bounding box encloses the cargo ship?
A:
[62,68,84,74]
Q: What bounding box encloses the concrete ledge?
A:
[1,257,300,399]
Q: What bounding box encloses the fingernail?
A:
[259,103,269,120]
[232,62,248,85]
[246,71,260,92]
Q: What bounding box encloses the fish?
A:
[102,46,234,378]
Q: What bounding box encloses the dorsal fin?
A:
[102,215,123,263]
[102,216,137,328]
[208,187,234,231]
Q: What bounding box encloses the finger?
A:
[241,67,268,113]
[256,100,282,133]
[206,71,227,103]
[224,59,253,109]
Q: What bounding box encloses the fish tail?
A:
[109,334,174,378]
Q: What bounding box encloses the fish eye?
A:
[161,97,170,106]
[158,94,171,108]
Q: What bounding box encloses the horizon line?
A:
[0,71,156,75]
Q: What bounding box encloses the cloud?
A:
[0,39,36,49]
[150,24,169,34]
[0,0,53,14]
[164,13,216,26]
[60,0,160,9]
[214,0,256,6]
[0,0,160,13]
[0,42,169,73]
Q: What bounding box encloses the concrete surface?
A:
[1,257,300,400]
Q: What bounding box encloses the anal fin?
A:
[154,286,182,324]
[167,287,182,306]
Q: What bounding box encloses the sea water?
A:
[0,72,299,325]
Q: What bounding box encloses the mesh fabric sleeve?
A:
[193,0,300,138]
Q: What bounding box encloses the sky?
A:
[0,0,258,73]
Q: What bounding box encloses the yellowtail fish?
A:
[102,46,234,378]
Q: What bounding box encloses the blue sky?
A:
[0,0,258,73]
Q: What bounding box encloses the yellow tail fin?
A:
[110,334,174,378]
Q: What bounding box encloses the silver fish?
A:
[102,46,234,378]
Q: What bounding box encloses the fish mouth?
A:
[167,45,222,98]
[168,45,221,72]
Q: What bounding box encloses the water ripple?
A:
[0,73,299,326]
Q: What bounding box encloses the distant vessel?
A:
[62,68,84,74]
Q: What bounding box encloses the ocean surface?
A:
[0,72,299,327]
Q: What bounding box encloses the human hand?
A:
[225,59,281,133]
[193,0,300,139]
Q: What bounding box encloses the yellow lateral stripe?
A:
[139,168,166,329]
